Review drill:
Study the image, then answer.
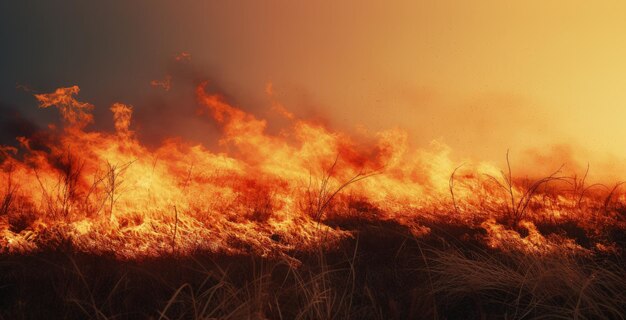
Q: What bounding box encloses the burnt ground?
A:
[0,219,625,320]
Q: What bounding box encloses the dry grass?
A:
[426,245,625,319]
[0,154,625,319]
[0,221,623,320]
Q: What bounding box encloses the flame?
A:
[34,86,94,129]
[266,82,295,120]
[0,84,624,259]
[150,76,172,91]
[110,103,134,141]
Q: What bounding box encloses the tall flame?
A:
[0,84,623,259]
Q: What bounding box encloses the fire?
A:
[35,86,94,129]
[0,84,623,259]
[150,76,172,91]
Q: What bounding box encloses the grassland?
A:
[1,216,624,320]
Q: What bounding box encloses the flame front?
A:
[0,84,623,259]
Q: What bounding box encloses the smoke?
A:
[0,103,40,146]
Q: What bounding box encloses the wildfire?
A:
[0,84,623,259]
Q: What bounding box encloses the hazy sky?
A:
[2,1,626,174]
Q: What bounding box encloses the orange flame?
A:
[150,76,172,91]
[0,83,623,259]
[35,86,94,129]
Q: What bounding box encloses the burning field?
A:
[2,2,626,319]
[2,82,623,260]
[0,83,624,319]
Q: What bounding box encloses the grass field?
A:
[1,86,625,319]
[1,217,624,320]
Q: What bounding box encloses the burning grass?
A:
[0,85,625,318]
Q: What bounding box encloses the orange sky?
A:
[2,1,626,178]
[194,1,626,176]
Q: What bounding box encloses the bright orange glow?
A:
[0,84,623,258]
[148,1,626,177]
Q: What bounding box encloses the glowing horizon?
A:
[2,1,626,179]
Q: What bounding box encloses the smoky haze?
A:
[1,1,626,180]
